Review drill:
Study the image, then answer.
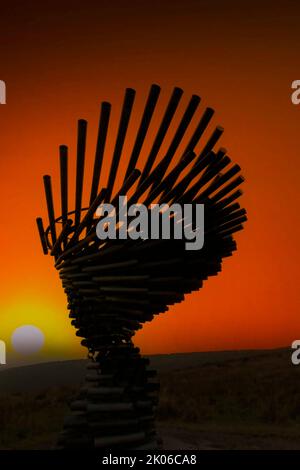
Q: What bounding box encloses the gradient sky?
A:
[0,0,299,364]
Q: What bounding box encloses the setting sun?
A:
[1,296,84,363]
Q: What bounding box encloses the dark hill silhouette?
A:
[0,348,288,393]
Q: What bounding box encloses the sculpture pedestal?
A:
[57,341,160,449]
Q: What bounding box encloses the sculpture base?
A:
[57,342,160,449]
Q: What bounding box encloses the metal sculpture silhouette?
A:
[36,85,246,449]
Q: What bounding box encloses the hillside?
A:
[0,348,286,393]
[1,347,300,449]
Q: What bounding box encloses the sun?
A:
[11,325,45,355]
[1,293,84,361]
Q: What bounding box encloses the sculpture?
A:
[36,85,246,449]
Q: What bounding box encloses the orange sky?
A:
[0,0,299,364]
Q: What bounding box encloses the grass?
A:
[158,349,300,426]
[1,348,300,449]
[0,387,72,449]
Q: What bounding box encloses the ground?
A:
[0,348,299,449]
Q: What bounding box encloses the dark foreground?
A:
[0,348,299,449]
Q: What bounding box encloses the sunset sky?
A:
[0,0,299,365]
